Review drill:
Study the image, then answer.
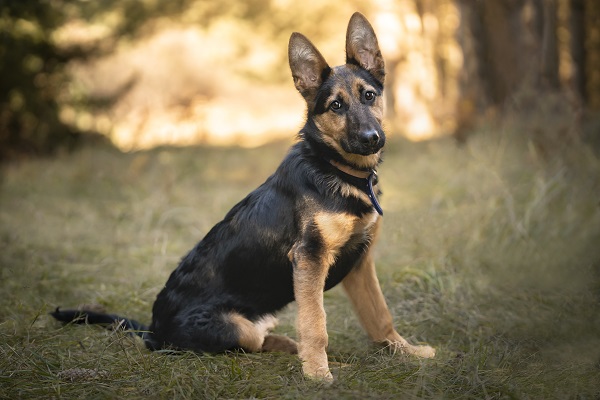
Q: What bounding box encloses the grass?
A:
[1,124,599,399]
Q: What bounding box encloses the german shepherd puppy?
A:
[52,12,435,382]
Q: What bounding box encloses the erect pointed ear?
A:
[346,12,385,84]
[288,32,331,104]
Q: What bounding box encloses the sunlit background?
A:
[3,0,597,155]
[58,0,460,149]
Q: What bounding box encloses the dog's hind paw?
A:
[261,334,298,354]
[411,344,436,358]
[387,339,436,359]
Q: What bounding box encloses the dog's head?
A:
[289,12,385,169]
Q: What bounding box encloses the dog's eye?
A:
[330,100,342,111]
[364,91,375,101]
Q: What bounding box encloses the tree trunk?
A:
[585,0,600,110]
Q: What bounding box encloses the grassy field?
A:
[1,126,599,399]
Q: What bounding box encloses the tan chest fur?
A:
[313,209,379,267]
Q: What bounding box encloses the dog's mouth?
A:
[342,134,385,156]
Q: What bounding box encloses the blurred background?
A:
[1,0,599,160]
[1,2,600,396]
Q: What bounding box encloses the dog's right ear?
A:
[288,33,331,104]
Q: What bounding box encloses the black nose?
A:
[359,130,381,146]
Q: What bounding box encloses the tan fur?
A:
[228,313,278,352]
[343,152,382,169]
[292,252,332,381]
[314,212,357,266]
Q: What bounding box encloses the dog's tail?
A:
[50,307,150,341]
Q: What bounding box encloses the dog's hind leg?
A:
[227,313,280,352]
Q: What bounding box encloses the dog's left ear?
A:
[346,12,385,84]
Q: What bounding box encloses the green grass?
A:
[1,127,599,399]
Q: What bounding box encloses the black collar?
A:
[327,160,383,216]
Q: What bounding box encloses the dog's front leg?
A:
[292,250,333,382]
[342,251,436,358]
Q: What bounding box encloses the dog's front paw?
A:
[302,363,333,383]
[410,344,436,358]
[298,344,333,382]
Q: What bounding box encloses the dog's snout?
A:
[359,130,381,146]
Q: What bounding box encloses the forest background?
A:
[2,0,599,156]
[1,1,599,399]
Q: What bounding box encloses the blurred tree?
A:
[0,0,77,161]
[454,0,488,143]
[0,0,197,162]
[569,0,586,104]
[583,0,600,110]
[460,0,548,106]
[452,0,598,143]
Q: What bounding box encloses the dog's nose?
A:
[359,130,381,146]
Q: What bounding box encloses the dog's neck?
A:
[327,159,383,215]
[328,159,373,180]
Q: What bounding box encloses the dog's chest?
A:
[322,230,371,291]
[317,210,379,290]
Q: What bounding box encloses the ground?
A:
[1,129,599,399]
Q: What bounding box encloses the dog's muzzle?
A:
[354,129,385,155]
